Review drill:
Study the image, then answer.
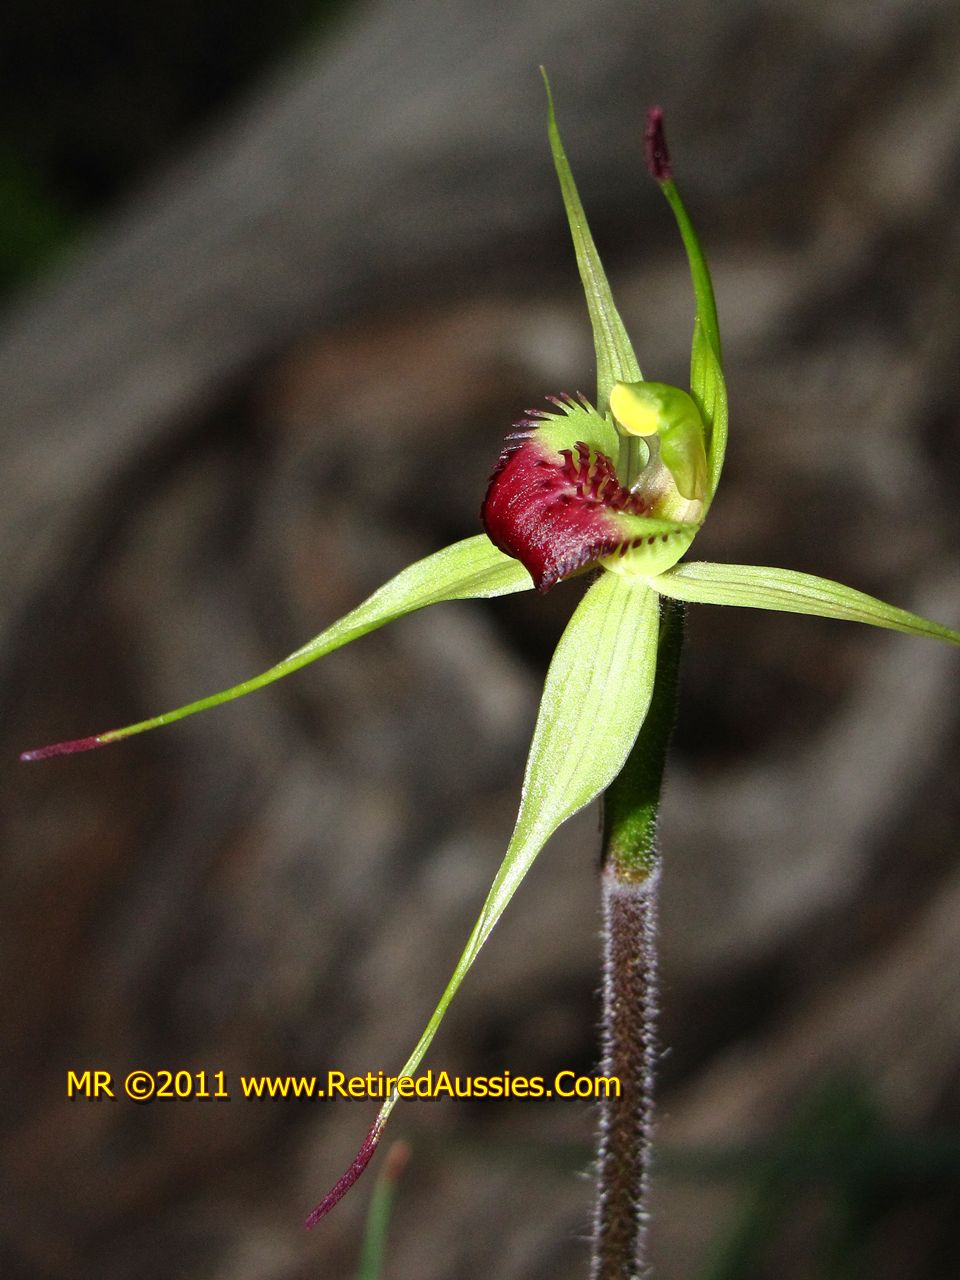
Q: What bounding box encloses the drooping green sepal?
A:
[649,561,960,646]
[306,572,662,1221]
[21,536,533,760]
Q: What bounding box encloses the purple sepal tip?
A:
[20,735,107,762]
[304,1121,382,1229]
[644,106,672,182]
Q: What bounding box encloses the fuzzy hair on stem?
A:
[591,862,661,1279]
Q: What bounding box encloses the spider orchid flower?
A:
[22,79,960,1228]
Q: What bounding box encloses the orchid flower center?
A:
[480,390,704,593]
[610,380,707,525]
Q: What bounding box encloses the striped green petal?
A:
[306,572,661,1225]
[649,561,960,645]
[21,535,533,760]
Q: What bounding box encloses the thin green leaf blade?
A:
[650,561,960,645]
[542,69,641,410]
[21,536,533,759]
[355,574,660,1134]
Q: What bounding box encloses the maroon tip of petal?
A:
[644,106,672,181]
[20,735,108,762]
[304,1121,382,1229]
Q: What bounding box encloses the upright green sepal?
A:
[541,68,641,410]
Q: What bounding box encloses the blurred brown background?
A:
[2,1,960,1276]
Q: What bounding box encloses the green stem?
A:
[602,599,684,883]
[592,600,684,1279]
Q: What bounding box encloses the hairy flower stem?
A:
[591,599,683,1279]
[593,863,660,1279]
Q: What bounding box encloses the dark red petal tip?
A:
[20,735,108,762]
[304,1121,382,1229]
[644,106,671,182]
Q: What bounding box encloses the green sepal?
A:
[367,572,661,1132]
[20,536,533,758]
[541,69,641,412]
[649,561,960,645]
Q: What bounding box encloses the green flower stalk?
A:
[22,76,960,1254]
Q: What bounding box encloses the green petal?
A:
[20,536,533,759]
[365,573,660,1133]
[649,561,960,645]
[541,69,641,411]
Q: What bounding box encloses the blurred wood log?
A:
[3,1,960,1277]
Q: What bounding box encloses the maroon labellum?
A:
[480,395,677,591]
